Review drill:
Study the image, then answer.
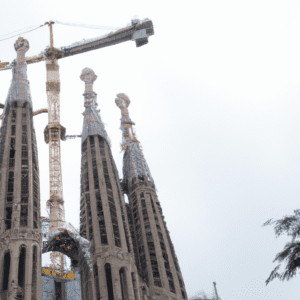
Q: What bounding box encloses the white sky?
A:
[1,0,300,299]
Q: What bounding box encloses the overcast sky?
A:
[2,0,300,299]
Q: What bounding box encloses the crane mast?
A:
[45,21,66,272]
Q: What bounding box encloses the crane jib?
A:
[62,25,153,57]
[0,19,154,71]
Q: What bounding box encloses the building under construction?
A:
[0,18,221,300]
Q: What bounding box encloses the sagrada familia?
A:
[0,35,187,300]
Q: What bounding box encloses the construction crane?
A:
[0,18,154,273]
[65,135,82,139]
[0,108,48,120]
[0,61,9,68]
[188,282,221,300]
[213,282,220,300]
[0,18,154,71]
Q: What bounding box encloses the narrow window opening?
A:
[93,264,101,300]
[22,125,27,135]
[7,171,14,193]
[131,273,138,300]
[9,159,14,168]
[168,280,176,294]
[120,268,129,300]
[178,274,183,288]
[21,171,28,194]
[10,138,15,148]
[55,281,62,300]
[18,245,26,287]
[105,263,114,300]
[154,280,162,287]
[20,205,28,227]
[5,207,12,230]
[90,136,95,146]
[11,125,16,136]
[21,197,28,203]
[2,252,10,291]
[9,149,15,158]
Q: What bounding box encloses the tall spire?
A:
[79,68,137,300]
[119,94,188,299]
[80,67,110,144]
[0,37,42,300]
[3,37,32,117]
[115,93,154,186]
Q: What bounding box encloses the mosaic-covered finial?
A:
[80,67,97,95]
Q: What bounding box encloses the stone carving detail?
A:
[80,68,111,145]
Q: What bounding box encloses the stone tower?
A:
[0,37,42,300]
[116,93,187,300]
[79,68,141,300]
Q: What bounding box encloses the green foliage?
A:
[263,210,300,285]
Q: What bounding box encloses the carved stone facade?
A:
[0,37,42,300]
[79,68,139,300]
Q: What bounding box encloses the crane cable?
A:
[0,24,41,38]
[0,20,119,43]
[53,20,119,31]
[0,23,46,42]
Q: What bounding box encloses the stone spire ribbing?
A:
[118,93,188,300]
[3,37,33,118]
[0,37,42,300]
[80,68,110,145]
[115,93,154,187]
[79,68,138,300]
